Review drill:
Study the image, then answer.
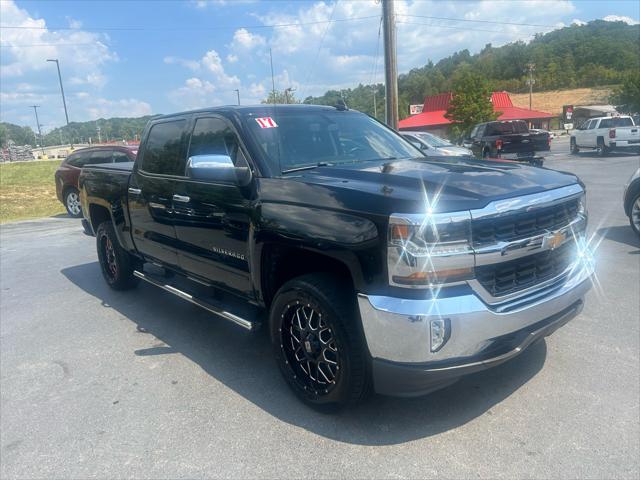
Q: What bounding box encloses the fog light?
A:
[430,318,450,352]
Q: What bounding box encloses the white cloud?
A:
[201,50,240,87]
[164,56,201,71]
[230,28,267,51]
[0,0,117,79]
[571,19,587,26]
[603,15,639,25]
[227,54,239,63]
[86,98,152,120]
[168,77,219,110]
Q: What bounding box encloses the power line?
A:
[0,42,99,47]
[300,0,339,100]
[397,14,556,29]
[369,16,383,86]
[0,15,379,32]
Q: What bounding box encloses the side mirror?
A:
[187,154,252,186]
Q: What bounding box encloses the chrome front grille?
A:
[472,198,580,246]
[475,241,576,297]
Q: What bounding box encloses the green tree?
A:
[610,72,640,114]
[445,70,499,139]
[262,89,301,104]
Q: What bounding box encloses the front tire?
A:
[64,188,83,218]
[596,138,608,157]
[570,137,579,154]
[629,193,640,237]
[269,273,370,411]
[96,221,139,290]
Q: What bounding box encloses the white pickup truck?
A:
[570,115,640,156]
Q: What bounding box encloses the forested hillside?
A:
[305,20,639,118]
[0,116,157,148]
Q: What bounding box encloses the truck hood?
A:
[281,157,580,215]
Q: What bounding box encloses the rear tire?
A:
[96,221,139,290]
[629,193,640,237]
[269,273,371,411]
[596,138,608,157]
[64,188,83,218]
[570,137,579,154]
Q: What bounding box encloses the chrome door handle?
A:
[128,187,142,195]
[172,194,190,203]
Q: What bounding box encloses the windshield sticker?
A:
[256,117,278,129]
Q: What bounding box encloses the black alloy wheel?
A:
[96,221,139,290]
[269,273,370,411]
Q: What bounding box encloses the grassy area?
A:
[0,160,66,223]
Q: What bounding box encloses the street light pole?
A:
[525,63,536,110]
[30,105,45,156]
[234,89,240,105]
[382,0,399,130]
[47,59,70,126]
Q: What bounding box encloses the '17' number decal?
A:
[255,117,278,129]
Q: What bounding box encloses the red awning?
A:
[398,110,451,129]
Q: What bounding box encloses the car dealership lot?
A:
[1,140,638,479]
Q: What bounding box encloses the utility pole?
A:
[47,59,71,146]
[284,87,296,104]
[30,105,45,156]
[96,123,102,144]
[269,48,276,104]
[382,0,398,129]
[525,63,536,110]
[372,86,377,119]
[234,89,240,105]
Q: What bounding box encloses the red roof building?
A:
[399,91,555,133]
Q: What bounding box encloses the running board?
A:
[133,270,259,331]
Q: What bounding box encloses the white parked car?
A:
[570,116,639,156]
[401,131,473,157]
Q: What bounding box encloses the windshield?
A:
[412,131,452,148]
[243,110,419,174]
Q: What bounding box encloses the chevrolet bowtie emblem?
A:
[543,231,566,250]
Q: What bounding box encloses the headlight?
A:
[388,211,474,288]
[577,193,587,216]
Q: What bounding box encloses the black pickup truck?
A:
[463,120,551,163]
[80,105,593,410]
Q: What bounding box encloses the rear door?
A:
[172,115,254,296]
[128,119,189,268]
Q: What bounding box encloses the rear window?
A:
[486,122,514,136]
[141,120,187,175]
[113,151,132,163]
[612,117,633,127]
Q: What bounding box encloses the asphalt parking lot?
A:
[1,136,639,479]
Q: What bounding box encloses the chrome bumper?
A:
[357,263,592,364]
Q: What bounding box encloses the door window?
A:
[141,120,187,175]
[112,151,131,163]
[88,150,113,164]
[188,117,246,167]
[587,120,597,130]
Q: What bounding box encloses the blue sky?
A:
[1,0,638,130]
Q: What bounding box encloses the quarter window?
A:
[113,151,131,163]
[88,150,113,164]
[141,120,187,175]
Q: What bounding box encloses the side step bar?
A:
[133,270,259,331]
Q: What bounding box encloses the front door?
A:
[128,118,189,268]
[172,116,254,297]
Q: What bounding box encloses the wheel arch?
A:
[258,243,359,309]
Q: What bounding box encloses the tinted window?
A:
[469,126,478,138]
[88,150,113,164]
[66,151,92,167]
[113,151,131,163]
[188,117,241,164]
[613,117,633,127]
[599,118,612,128]
[587,120,597,130]
[141,120,186,175]
[514,121,528,133]
[486,122,513,136]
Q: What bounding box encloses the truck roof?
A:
[152,104,346,121]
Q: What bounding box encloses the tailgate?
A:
[499,134,540,154]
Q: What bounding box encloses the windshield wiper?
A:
[281,162,333,174]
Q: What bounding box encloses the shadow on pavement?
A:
[62,261,548,446]
[597,225,640,251]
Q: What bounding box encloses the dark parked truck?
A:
[463,120,551,163]
[79,105,593,410]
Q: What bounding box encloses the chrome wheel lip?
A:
[66,191,81,215]
[632,197,640,231]
[281,301,340,395]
